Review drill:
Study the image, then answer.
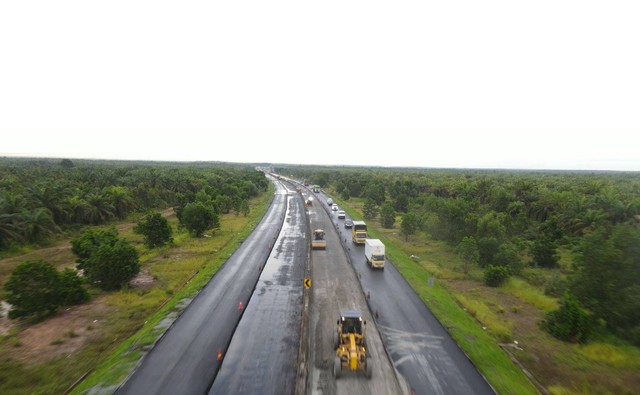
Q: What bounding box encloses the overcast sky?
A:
[1,1,639,171]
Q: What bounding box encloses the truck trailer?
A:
[364,239,385,269]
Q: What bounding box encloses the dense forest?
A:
[282,166,640,346]
[0,158,269,252]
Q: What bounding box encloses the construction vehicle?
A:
[305,197,313,207]
[311,229,327,250]
[351,221,368,245]
[333,309,372,379]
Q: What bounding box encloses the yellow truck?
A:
[351,221,367,245]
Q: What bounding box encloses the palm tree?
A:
[0,212,23,247]
[104,186,136,219]
[66,195,91,224]
[27,183,71,225]
[21,207,59,243]
[85,192,115,224]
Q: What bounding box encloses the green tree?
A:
[58,268,89,305]
[572,223,640,344]
[392,194,409,213]
[22,207,59,243]
[71,228,119,271]
[104,186,136,219]
[362,198,378,220]
[531,235,559,268]
[362,181,386,205]
[400,212,419,241]
[542,294,591,343]
[135,213,173,248]
[181,202,219,237]
[456,236,479,274]
[4,260,61,319]
[239,200,250,217]
[60,158,75,168]
[380,202,396,228]
[484,264,511,287]
[477,237,500,267]
[85,239,140,290]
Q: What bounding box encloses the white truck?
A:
[364,239,385,269]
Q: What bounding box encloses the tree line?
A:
[0,158,268,251]
[282,166,640,346]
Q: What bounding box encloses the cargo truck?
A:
[351,221,367,245]
[364,239,385,269]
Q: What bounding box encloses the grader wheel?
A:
[365,359,372,379]
[333,357,342,378]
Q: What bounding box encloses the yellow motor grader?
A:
[333,309,372,379]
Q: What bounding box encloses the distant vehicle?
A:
[344,219,353,228]
[312,185,320,193]
[327,198,334,206]
[331,204,339,211]
[351,221,367,245]
[337,210,346,219]
[364,239,385,269]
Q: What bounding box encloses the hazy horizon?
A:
[2,1,639,171]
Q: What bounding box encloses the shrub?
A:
[484,265,511,287]
[4,260,61,319]
[135,213,173,248]
[58,268,89,305]
[181,202,219,237]
[72,229,140,291]
[542,294,591,343]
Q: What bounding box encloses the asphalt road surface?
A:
[209,185,306,394]
[116,178,289,395]
[303,189,408,395]
[316,191,496,395]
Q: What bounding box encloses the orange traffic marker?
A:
[217,349,223,361]
[238,302,244,312]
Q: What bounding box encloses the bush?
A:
[88,240,140,290]
[135,213,173,248]
[71,229,140,290]
[58,268,89,305]
[181,202,219,237]
[4,260,61,319]
[484,265,511,287]
[71,228,119,271]
[544,274,567,297]
[542,294,591,343]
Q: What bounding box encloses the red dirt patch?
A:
[13,297,110,367]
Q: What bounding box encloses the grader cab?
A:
[333,309,372,379]
[311,229,327,250]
